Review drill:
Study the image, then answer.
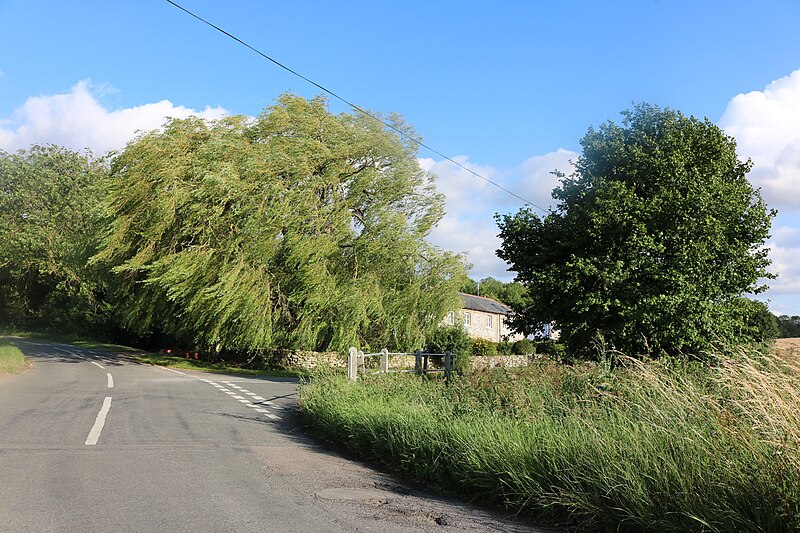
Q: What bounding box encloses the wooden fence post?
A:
[414,349,422,375]
[380,348,389,373]
[348,347,358,381]
[444,350,452,382]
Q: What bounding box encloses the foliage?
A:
[729,298,778,344]
[425,324,472,373]
[497,341,513,355]
[0,146,111,333]
[497,104,775,359]
[93,94,466,354]
[459,276,531,313]
[470,337,497,356]
[511,338,534,355]
[300,347,800,531]
[777,315,800,338]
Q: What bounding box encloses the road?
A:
[0,339,542,532]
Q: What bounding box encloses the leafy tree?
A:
[0,146,110,332]
[459,276,531,312]
[93,94,466,354]
[777,315,800,338]
[497,104,775,359]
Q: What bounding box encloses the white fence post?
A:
[357,350,365,376]
[380,348,389,373]
[348,347,358,381]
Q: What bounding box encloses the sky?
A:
[1,1,800,314]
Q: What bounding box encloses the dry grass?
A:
[773,338,800,363]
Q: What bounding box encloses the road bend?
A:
[0,338,542,533]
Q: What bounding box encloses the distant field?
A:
[0,342,27,374]
[774,337,800,361]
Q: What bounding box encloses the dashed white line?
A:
[107,373,114,388]
[85,397,112,445]
[90,361,104,369]
[202,379,282,420]
[162,367,186,375]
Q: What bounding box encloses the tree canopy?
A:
[497,104,775,359]
[92,94,466,353]
[0,145,109,331]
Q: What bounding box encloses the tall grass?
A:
[299,348,800,531]
[0,342,27,374]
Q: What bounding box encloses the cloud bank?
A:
[720,69,800,211]
[0,80,227,154]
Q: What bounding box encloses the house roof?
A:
[459,292,512,315]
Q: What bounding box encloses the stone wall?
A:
[265,349,346,370]
[471,354,531,369]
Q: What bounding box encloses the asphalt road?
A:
[0,338,544,532]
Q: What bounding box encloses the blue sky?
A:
[2,1,800,314]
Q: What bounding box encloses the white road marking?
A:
[91,361,104,369]
[85,397,112,445]
[162,367,186,375]
[107,373,114,388]
[201,376,283,420]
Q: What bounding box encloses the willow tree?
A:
[93,94,465,353]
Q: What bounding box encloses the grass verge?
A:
[299,347,800,531]
[0,342,27,374]
[131,353,302,378]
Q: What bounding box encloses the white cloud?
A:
[764,225,800,296]
[719,69,800,211]
[424,150,576,281]
[0,80,227,154]
[516,148,577,211]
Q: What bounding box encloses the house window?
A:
[447,311,454,325]
[487,316,492,329]
[464,312,471,326]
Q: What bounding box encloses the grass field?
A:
[0,342,27,374]
[299,346,800,532]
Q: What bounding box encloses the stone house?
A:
[444,293,525,343]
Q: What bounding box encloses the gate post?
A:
[380,348,389,373]
[444,350,452,382]
[348,347,358,381]
[414,349,422,375]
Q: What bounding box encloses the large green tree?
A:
[497,104,775,359]
[93,94,465,354]
[0,145,109,331]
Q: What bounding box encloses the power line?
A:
[165,0,547,213]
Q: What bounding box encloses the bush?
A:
[471,338,497,357]
[497,341,513,355]
[535,341,566,358]
[425,325,472,373]
[512,338,534,355]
